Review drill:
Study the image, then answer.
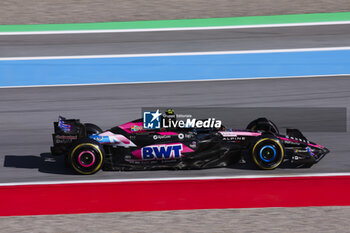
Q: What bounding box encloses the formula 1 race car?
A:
[51,116,329,175]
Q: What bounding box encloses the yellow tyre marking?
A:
[70,143,103,175]
[252,138,284,170]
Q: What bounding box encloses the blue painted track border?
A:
[1,50,350,87]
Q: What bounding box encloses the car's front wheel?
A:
[250,137,284,170]
[69,139,104,175]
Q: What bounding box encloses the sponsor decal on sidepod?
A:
[142,144,183,160]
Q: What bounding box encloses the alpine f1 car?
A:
[51,116,329,175]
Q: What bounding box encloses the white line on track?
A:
[1,173,350,187]
[1,21,350,35]
[0,74,349,89]
[1,46,350,61]
[0,22,348,186]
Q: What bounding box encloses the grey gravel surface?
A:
[2,24,350,57]
[1,206,349,232]
[0,76,350,183]
[1,0,350,25]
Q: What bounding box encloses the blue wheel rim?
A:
[259,145,276,162]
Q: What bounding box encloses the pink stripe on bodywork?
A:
[99,131,134,145]
[157,132,178,135]
[278,137,325,149]
[99,131,115,136]
[118,122,146,133]
[219,131,262,137]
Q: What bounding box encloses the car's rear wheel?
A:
[84,123,103,135]
[251,137,284,169]
[69,139,104,175]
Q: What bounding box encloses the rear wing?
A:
[54,116,85,135]
[51,116,87,155]
[58,116,72,132]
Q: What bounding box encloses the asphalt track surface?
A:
[0,76,349,183]
[1,24,350,183]
[1,24,350,57]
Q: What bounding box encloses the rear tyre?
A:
[69,139,104,175]
[84,123,103,135]
[251,137,284,170]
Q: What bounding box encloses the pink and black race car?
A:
[51,117,329,175]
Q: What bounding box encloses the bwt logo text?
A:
[141,144,183,160]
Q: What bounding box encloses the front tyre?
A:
[251,138,284,170]
[69,139,104,175]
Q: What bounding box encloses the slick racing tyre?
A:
[251,137,284,170]
[84,123,103,135]
[69,139,104,175]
